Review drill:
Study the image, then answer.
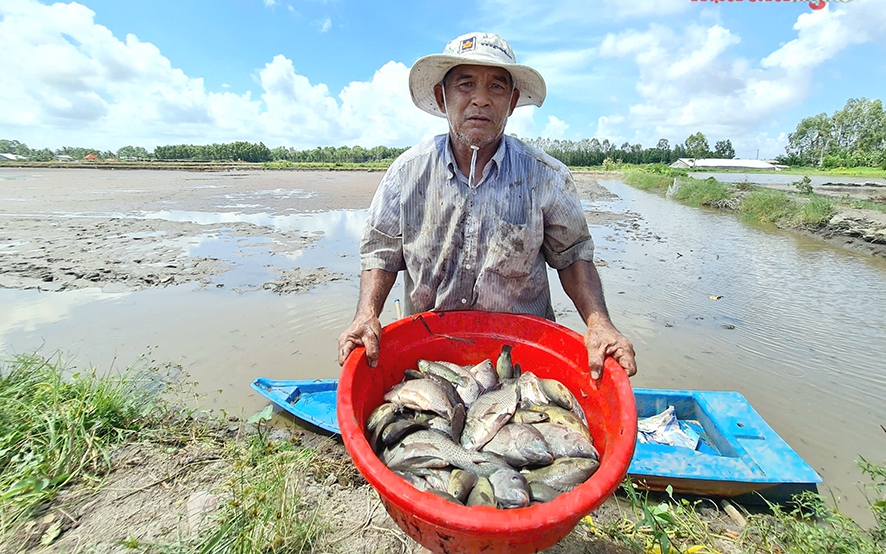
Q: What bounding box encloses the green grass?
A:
[622,168,677,191]
[849,199,886,214]
[0,352,161,540]
[672,177,731,207]
[598,461,886,554]
[737,189,836,227]
[192,440,327,553]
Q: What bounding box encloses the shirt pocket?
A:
[485,218,536,279]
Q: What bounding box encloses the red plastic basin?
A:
[337,311,637,554]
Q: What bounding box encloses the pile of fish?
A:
[366,345,600,509]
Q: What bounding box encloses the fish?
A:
[398,430,509,477]
[517,372,550,407]
[381,441,450,472]
[417,359,469,387]
[488,468,530,509]
[427,488,464,505]
[426,415,452,436]
[496,345,514,380]
[466,476,495,507]
[384,378,454,420]
[540,379,589,426]
[460,382,518,451]
[511,408,549,424]
[538,378,574,410]
[367,402,398,453]
[447,469,478,503]
[525,403,593,442]
[533,423,599,460]
[443,362,483,406]
[524,457,600,493]
[424,360,483,406]
[380,417,429,447]
[394,471,429,491]
[481,423,554,467]
[421,373,464,417]
[466,359,499,391]
[528,481,561,503]
[412,468,451,493]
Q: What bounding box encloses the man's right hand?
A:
[338,314,383,367]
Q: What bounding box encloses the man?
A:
[338,32,636,380]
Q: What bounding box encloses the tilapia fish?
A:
[525,457,601,493]
[370,349,603,510]
[392,430,509,477]
[384,378,454,420]
[461,382,518,451]
[533,422,598,460]
[488,468,530,509]
[481,423,554,467]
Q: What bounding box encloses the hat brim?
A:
[409,54,547,118]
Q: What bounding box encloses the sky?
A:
[1,0,884,159]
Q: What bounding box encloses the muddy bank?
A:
[1,169,377,293]
[14,422,744,554]
[694,174,886,258]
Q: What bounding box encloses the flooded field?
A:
[1,168,885,524]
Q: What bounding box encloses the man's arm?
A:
[557,259,637,380]
[338,268,398,368]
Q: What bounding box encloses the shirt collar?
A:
[443,135,509,184]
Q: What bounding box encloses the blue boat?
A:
[251,379,821,501]
[251,378,340,434]
[631,388,821,503]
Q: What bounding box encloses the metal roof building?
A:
[669,158,778,170]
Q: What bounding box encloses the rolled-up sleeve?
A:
[361,167,406,272]
[540,170,595,270]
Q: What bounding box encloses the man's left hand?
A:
[584,322,637,380]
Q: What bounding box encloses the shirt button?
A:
[465,264,471,269]
[461,298,467,304]
[468,227,474,233]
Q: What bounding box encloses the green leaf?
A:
[247,405,274,425]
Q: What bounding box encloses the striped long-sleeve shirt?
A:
[360,134,595,320]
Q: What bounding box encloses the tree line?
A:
[782,97,886,168]
[0,139,408,165]
[2,96,881,168]
[0,135,732,167]
[520,134,735,167]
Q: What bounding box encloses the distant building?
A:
[83,153,98,160]
[55,155,74,162]
[669,158,779,171]
[0,152,27,161]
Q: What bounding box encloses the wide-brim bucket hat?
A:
[409,32,547,118]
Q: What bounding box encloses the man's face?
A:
[434,64,521,150]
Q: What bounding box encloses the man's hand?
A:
[584,320,637,380]
[338,314,383,367]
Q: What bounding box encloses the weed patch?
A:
[0,353,163,543]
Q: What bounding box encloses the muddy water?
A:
[691,171,886,187]
[2,172,885,523]
[570,180,886,523]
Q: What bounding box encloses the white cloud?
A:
[263,0,277,8]
[338,61,445,146]
[592,0,885,157]
[318,17,332,33]
[540,116,568,139]
[0,0,449,150]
